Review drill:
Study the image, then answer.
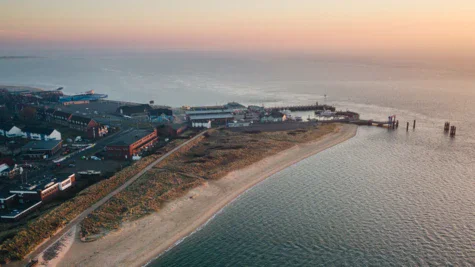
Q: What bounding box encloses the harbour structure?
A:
[266,102,336,112]
[186,107,234,127]
[58,90,108,103]
[105,129,158,160]
[261,111,287,123]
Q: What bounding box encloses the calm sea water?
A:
[0,53,474,265]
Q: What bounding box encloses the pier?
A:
[266,102,336,112]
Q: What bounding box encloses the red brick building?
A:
[106,129,158,160]
[70,115,108,139]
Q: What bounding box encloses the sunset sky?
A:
[1,0,475,56]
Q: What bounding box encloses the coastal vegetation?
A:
[0,139,185,263]
[81,124,338,238]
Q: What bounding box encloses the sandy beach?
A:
[57,124,357,267]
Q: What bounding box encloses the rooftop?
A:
[22,126,56,135]
[0,201,42,219]
[117,104,152,115]
[107,129,155,146]
[186,109,234,115]
[0,123,17,131]
[189,113,234,120]
[70,115,94,124]
[149,108,173,116]
[22,140,62,151]
[53,110,72,118]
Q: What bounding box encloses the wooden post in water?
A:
[413,120,416,129]
[396,120,399,129]
[450,126,457,137]
[406,122,409,131]
[444,122,450,132]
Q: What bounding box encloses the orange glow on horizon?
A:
[1,0,475,57]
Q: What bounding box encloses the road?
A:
[21,130,207,265]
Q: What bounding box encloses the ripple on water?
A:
[152,127,475,267]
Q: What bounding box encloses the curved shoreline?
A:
[58,124,358,267]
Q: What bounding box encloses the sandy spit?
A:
[58,124,357,267]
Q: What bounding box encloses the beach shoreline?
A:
[57,124,358,267]
[0,84,44,92]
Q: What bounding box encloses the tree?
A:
[20,106,37,121]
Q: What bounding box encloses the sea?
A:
[0,52,473,266]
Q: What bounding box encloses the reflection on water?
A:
[152,127,474,266]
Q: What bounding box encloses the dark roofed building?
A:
[51,110,72,126]
[22,140,62,157]
[117,104,152,116]
[106,129,158,159]
[69,115,108,139]
[148,108,173,123]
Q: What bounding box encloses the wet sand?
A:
[58,124,357,267]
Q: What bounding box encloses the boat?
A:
[315,109,336,117]
[59,90,108,103]
[320,110,336,117]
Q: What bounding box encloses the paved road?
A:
[21,130,207,265]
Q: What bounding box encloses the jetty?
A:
[266,102,336,112]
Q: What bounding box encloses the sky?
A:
[1,0,475,57]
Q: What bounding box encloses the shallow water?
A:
[151,126,474,266]
[1,53,474,266]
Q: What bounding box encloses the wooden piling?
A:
[444,122,450,132]
[450,126,457,137]
[406,122,409,131]
[413,120,416,129]
[396,120,399,128]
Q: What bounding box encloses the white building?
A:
[0,124,23,138]
[21,127,62,141]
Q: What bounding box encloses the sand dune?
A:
[58,124,357,267]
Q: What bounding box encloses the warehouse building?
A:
[105,129,158,160]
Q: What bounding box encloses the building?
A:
[1,174,75,220]
[70,115,108,139]
[10,174,76,202]
[261,111,287,123]
[224,102,247,112]
[156,124,188,137]
[0,192,17,210]
[106,129,158,160]
[51,110,72,126]
[148,108,173,123]
[22,140,63,158]
[0,124,23,138]
[0,163,23,179]
[21,126,62,141]
[186,108,234,127]
[117,104,152,116]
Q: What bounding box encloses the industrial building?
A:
[105,129,158,159]
[1,174,75,220]
[186,108,234,128]
[21,140,63,159]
